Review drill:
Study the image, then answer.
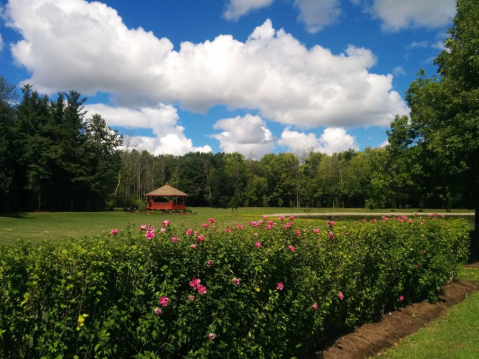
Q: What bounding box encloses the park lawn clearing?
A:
[0,207,472,246]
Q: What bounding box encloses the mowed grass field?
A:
[0,207,473,245]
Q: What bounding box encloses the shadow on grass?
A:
[0,212,30,219]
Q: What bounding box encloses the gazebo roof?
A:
[146,184,188,197]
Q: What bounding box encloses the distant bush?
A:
[0,215,469,358]
[138,203,147,212]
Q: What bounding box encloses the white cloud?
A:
[84,103,212,156]
[223,0,274,20]
[294,0,341,33]
[0,33,3,51]
[379,139,389,148]
[406,41,428,50]
[278,127,358,155]
[6,0,408,129]
[392,66,405,76]
[431,41,445,51]
[209,114,275,158]
[371,0,456,31]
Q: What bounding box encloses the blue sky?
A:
[0,0,455,158]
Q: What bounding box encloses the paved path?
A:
[267,212,474,217]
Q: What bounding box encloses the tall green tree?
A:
[392,0,479,236]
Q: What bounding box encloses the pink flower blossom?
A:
[440,213,444,218]
[289,245,295,252]
[154,307,162,315]
[186,228,193,235]
[159,296,169,307]
[338,292,344,300]
[194,231,198,236]
[373,219,377,223]
[361,219,366,223]
[312,302,318,311]
[250,221,257,226]
[344,232,349,236]
[158,228,167,234]
[140,224,147,231]
[190,278,201,289]
[399,295,404,301]
[255,241,262,248]
[313,228,319,234]
[172,236,178,243]
[191,244,197,249]
[197,285,207,294]
[408,219,413,224]
[145,231,156,240]
[162,220,170,227]
[415,264,419,269]
[327,220,335,226]
[147,225,155,232]
[265,224,272,230]
[110,229,119,235]
[420,249,424,254]
[189,295,195,302]
[207,259,214,267]
[295,230,300,237]
[198,235,205,242]
[328,231,335,239]
[237,224,244,230]
[208,217,215,223]
[254,233,258,237]
[279,216,285,221]
[276,282,284,291]
[208,333,215,340]
[202,223,209,228]
[302,229,307,233]
[289,216,295,220]
[232,277,241,285]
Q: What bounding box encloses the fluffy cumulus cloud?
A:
[6,0,408,129]
[209,114,275,158]
[278,127,358,155]
[371,0,456,31]
[223,0,274,20]
[84,103,212,156]
[294,0,341,33]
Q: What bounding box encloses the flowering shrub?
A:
[0,216,470,358]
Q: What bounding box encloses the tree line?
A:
[0,80,122,212]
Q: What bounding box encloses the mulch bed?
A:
[308,278,479,359]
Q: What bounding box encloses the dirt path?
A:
[306,279,479,359]
[268,212,474,217]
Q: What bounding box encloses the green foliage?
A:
[138,203,147,212]
[0,215,469,358]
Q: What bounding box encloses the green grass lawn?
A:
[0,207,474,245]
[372,267,479,359]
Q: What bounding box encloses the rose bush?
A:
[0,215,470,358]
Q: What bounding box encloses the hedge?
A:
[0,215,470,358]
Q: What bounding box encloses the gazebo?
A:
[145,183,188,211]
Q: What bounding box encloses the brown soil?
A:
[309,279,479,359]
[463,262,479,268]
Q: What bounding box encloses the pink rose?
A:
[158,296,169,307]
[208,217,215,223]
[276,282,284,291]
[338,292,344,300]
[189,295,195,302]
[198,235,205,242]
[190,244,197,249]
[189,278,201,289]
[399,295,404,301]
[197,285,207,294]
[254,233,259,237]
[289,245,295,252]
[208,333,215,340]
[312,302,318,311]
[145,231,155,240]
[279,216,285,221]
[171,236,178,243]
[162,220,170,227]
[186,228,193,235]
[232,277,241,286]
[313,228,319,233]
[207,259,214,267]
[154,307,162,315]
[202,223,209,228]
[110,229,119,235]
[255,241,262,248]
[140,224,147,231]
